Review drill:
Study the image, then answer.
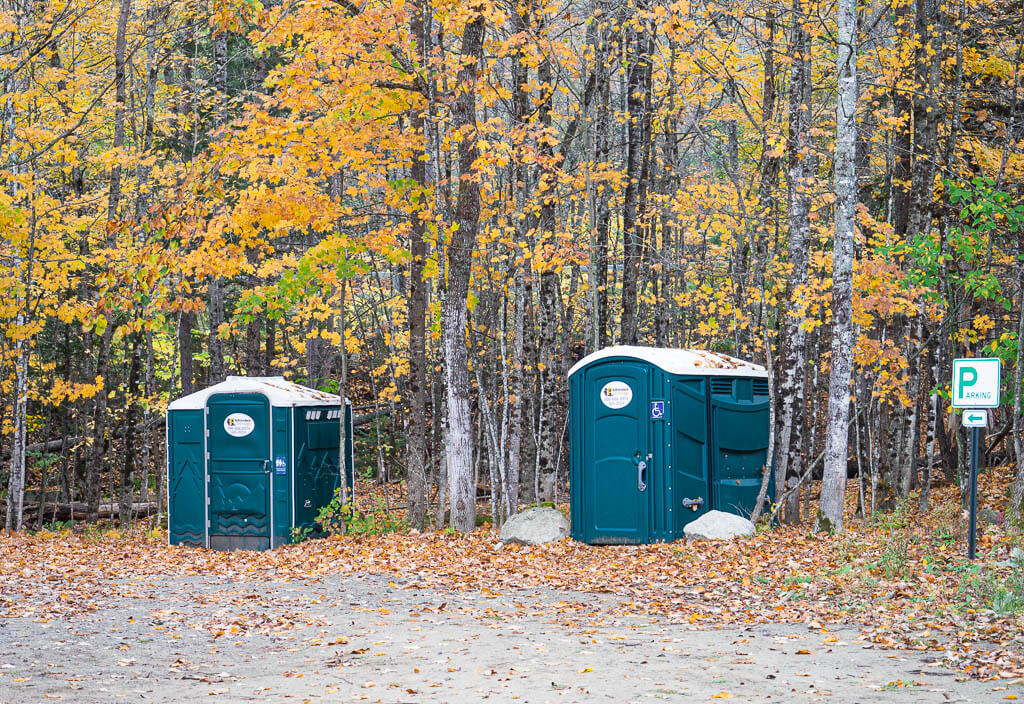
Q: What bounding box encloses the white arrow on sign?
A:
[962,409,988,428]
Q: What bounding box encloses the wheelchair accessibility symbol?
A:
[650,401,665,420]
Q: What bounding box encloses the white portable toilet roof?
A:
[567,346,768,379]
[168,376,341,410]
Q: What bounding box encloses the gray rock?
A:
[499,507,569,546]
[683,510,756,541]
[978,508,1002,525]
[992,548,1024,568]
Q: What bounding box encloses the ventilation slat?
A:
[710,378,733,396]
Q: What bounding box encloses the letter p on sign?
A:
[951,358,1001,409]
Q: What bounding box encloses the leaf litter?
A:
[1,467,1023,681]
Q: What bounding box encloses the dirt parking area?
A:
[1,572,1017,703]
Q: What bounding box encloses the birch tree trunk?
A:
[328,172,350,506]
[506,272,524,517]
[817,0,858,533]
[4,238,31,533]
[443,11,485,532]
[2,0,28,532]
[592,4,612,349]
[775,1,811,523]
[535,18,560,503]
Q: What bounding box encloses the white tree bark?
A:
[443,12,485,533]
[505,272,524,518]
[3,5,27,532]
[776,4,811,522]
[818,0,858,533]
[5,296,29,533]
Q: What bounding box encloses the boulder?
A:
[499,507,569,546]
[992,547,1023,568]
[683,510,756,541]
[978,508,1002,525]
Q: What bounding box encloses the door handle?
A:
[263,459,270,474]
[682,497,704,511]
[637,460,647,492]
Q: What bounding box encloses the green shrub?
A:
[957,555,1024,615]
[874,533,911,579]
[315,491,408,537]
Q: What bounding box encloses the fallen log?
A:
[7,501,158,522]
[1,417,164,460]
[353,408,391,427]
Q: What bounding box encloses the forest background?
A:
[1,0,1023,535]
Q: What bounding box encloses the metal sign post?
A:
[968,425,980,559]
[952,359,1000,562]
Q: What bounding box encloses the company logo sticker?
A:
[224,413,255,437]
[600,381,633,409]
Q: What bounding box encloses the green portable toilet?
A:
[166,376,354,550]
[568,346,770,545]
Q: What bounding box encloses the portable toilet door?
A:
[570,357,654,544]
[291,403,354,533]
[206,392,274,550]
[569,346,770,545]
[708,375,772,517]
[167,376,346,551]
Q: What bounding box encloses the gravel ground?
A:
[0,572,1019,703]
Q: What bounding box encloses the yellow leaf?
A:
[712,693,732,699]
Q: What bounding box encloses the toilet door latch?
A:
[682,497,705,511]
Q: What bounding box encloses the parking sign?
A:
[951,358,1001,408]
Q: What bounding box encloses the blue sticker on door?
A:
[275,456,287,474]
[650,400,665,419]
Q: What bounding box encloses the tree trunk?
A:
[106,0,130,226]
[506,272,525,516]
[120,329,143,526]
[889,0,913,236]
[818,0,858,533]
[751,9,781,324]
[443,12,485,533]
[3,35,30,530]
[4,268,30,533]
[208,279,227,384]
[593,11,612,348]
[1011,269,1024,520]
[619,3,651,345]
[207,26,229,384]
[178,311,195,393]
[84,0,132,524]
[535,19,560,503]
[775,0,811,524]
[88,327,114,522]
[406,0,430,530]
